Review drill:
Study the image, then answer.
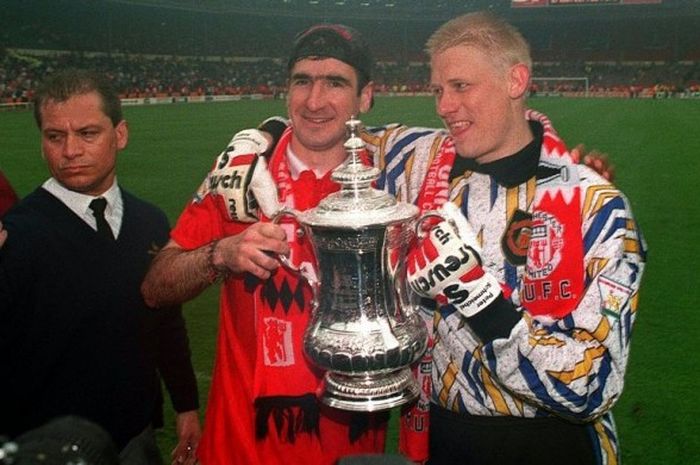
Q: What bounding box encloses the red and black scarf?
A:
[252,128,339,441]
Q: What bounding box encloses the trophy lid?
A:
[298,117,418,229]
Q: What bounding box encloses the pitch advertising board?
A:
[512,0,661,6]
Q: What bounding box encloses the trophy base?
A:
[320,368,420,412]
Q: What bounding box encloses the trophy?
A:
[274,117,428,412]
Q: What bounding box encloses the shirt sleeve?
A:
[154,304,199,414]
[364,124,450,204]
[171,190,226,250]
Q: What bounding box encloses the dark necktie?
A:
[89,198,114,240]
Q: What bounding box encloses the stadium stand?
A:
[1,0,699,106]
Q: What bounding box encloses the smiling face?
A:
[287,57,373,169]
[430,45,532,164]
[40,91,128,196]
[430,45,531,163]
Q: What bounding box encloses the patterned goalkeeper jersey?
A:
[361,113,645,465]
[429,111,646,465]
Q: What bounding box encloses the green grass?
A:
[2,96,698,464]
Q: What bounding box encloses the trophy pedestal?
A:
[321,368,420,412]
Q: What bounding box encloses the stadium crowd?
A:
[2,0,699,104]
[2,48,699,105]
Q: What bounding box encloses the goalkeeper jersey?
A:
[430,111,646,465]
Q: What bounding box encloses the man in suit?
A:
[0,69,200,465]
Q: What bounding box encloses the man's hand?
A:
[203,129,280,222]
[171,410,201,465]
[212,222,290,279]
[407,203,501,318]
[571,144,615,182]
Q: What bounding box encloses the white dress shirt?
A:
[42,178,123,239]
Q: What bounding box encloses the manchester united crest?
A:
[525,210,565,279]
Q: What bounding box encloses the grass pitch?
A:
[1,96,698,464]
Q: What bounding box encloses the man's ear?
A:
[115,120,129,150]
[359,81,374,114]
[508,63,530,100]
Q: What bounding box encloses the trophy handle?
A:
[271,207,320,311]
[414,209,457,238]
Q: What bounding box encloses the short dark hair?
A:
[288,24,373,92]
[33,69,122,128]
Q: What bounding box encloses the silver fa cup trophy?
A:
[274,117,428,412]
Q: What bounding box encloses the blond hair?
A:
[426,11,532,73]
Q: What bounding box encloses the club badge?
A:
[262,317,295,367]
[526,210,564,280]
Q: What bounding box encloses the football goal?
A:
[531,77,590,97]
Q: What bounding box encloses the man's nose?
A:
[305,81,326,111]
[63,133,83,158]
[436,90,457,118]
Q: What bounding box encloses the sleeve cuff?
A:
[466,294,521,343]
